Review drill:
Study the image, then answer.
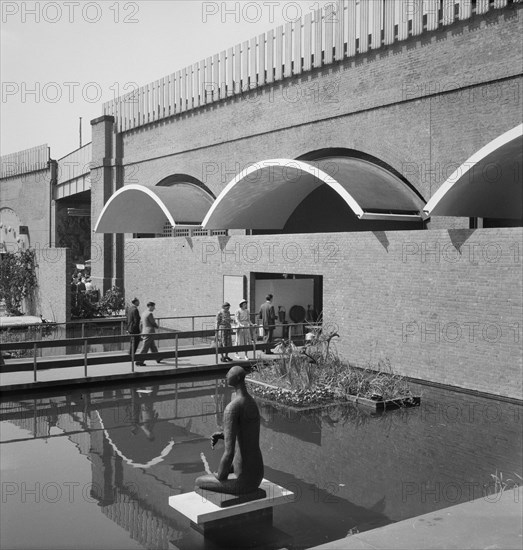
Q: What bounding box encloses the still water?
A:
[1,375,521,550]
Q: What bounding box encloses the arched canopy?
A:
[424,125,523,219]
[202,158,425,230]
[94,183,214,233]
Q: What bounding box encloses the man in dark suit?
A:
[258,294,276,354]
[126,297,141,357]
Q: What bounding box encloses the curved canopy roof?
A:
[202,158,425,230]
[94,183,214,233]
[424,125,523,219]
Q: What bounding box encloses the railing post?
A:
[130,335,135,372]
[83,338,88,377]
[33,343,38,382]
[252,328,257,360]
[81,322,85,339]
[192,317,195,345]
[215,329,219,364]
[120,320,124,335]
[289,323,293,343]
[157,319,161,349]
[175,334,178,369]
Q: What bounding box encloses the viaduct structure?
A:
[1,0,522,398]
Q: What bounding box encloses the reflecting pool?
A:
[1,375,521,549]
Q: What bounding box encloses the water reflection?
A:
[0,378,521,550]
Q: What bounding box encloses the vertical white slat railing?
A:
[234,43,242,93]
[294,19,303,73]
[442,0,456,25]
[324,4,334,64]
[346,0,357,56]
[266,29,274,83]
[102,1,516,132]
[249,37,257,88]
[359,0,369,53]
[313,8,322,68]
[303,12,312,71]
[411,0,424,36]
[334,0,345,61]
[284,22,293,77]
[241,41,249,91]
[371,0,384,48]
[275,25,284,81]
[257,34,266,86]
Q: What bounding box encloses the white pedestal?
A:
[169,479,293,534]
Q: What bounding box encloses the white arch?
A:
[94,183,214,233]
[203,158,422,229]
[424,124,523,219]
[95,410,174,469]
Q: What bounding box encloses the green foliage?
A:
[0,249,38,315]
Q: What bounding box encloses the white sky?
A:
[1,0,334,159]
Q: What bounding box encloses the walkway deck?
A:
[311,486,523,550]
[0,351,260,393]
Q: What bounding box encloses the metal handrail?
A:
[1,321,319,381]
[0,314,218,343]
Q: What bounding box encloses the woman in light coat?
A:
[234,299,252,360]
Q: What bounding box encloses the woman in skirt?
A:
[216,302,233,362]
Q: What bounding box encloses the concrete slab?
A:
[168,479,293,525]
[310,486,523,550]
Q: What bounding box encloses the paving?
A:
[310,486,523,550]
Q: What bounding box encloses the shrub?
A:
[0,249,38,315]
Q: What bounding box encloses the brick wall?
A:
[0,168,52,249]
[125,227,522,399]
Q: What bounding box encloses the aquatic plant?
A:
[490,470,522,496]
[249,323,415,408]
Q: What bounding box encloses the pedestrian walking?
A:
[258,294,276,354]
[136,302,162,366]
[216,302,233,362]
[126,297,141,357]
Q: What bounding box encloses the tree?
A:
[0,249,38,316]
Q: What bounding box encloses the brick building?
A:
[1,1,522,397]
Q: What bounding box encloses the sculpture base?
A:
[169,479,293,536]
[195,487,267,508]
[191,507,272,535]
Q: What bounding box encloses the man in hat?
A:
[126,297,141,358]
[258,294,276,354]
[136,302,162,366]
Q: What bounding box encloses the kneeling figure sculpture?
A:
[195,366,264,495]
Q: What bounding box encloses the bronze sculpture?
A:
[195,366,264,495]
